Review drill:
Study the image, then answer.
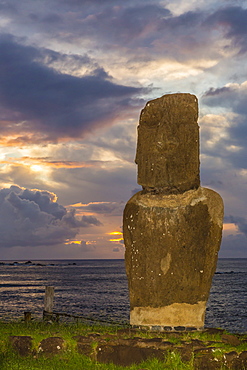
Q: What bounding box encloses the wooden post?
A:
[24,312,32,322]
[43,286,54,321]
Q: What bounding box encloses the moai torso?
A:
[123,93,224,330]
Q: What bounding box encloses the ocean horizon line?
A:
[1,257,247,262]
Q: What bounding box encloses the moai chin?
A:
[123,93,224,330]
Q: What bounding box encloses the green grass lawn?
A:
[0,320,246,370]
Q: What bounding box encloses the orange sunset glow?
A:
[108,231,123,242]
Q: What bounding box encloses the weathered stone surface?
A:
[9,335,32,356]
[96,344,165,367]
[123,92,224,329]
[77,343,94,356]
[222,334,241,346]
[72,335,93,343]
[224,351,239,368]
[38,337,64,355]
[205,328,225,335]
[231,351,247,370]
[193,353,222,370]
[5,331,247,368]
[124,186,223,328]
[176,345,194,362]
[136,93,199,193]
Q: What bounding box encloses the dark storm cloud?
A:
[2,0,241,65]
[203,84,247,116]
[0,185,101,248]
[0,2,16,13]
[44,3,171,47]
[61,5,203,49]
[1,0,206,56]
[62,210,101,228]
[205,6,247,54]
[161,10,202,30]
[92,4,171,43]
[59,0,147,5]
[203,86,233,97]
[52,4,219,63]
[0,35,142,142]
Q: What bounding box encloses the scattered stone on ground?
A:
[38,337,64,356]
[6,329,247,368]
[96,344,165,367]
[222,334,241,346]
[9,336,32,356]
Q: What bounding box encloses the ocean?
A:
[0,258,246,333]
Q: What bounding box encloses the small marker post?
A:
[43,286,54,321]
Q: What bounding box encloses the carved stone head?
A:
[135,93,200,193]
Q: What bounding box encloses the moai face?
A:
[135,93,200,193]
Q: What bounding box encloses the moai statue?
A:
[123,93,224,330]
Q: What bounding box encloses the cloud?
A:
[0,1,221,63]
[51,162,137,205]
[78,4,172,45]
[131,187,142,195]
[72,201,125,217]
[0,156,103,169]
[6,2,171,46]
[220,215,247,257]
[0,185,101,248]
[0,34,142,144]
[220,233,247,258]
[79,240,96,252]
[203,81,247,116]
[63,4,209,61]
[203,86,233,98]
[201,81,247,170]
[205,6,247,54]
[224,215,247,237]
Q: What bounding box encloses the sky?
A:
[0,0,247,260]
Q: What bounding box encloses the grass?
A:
[0,353,194,370]
[0,320,246,370]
